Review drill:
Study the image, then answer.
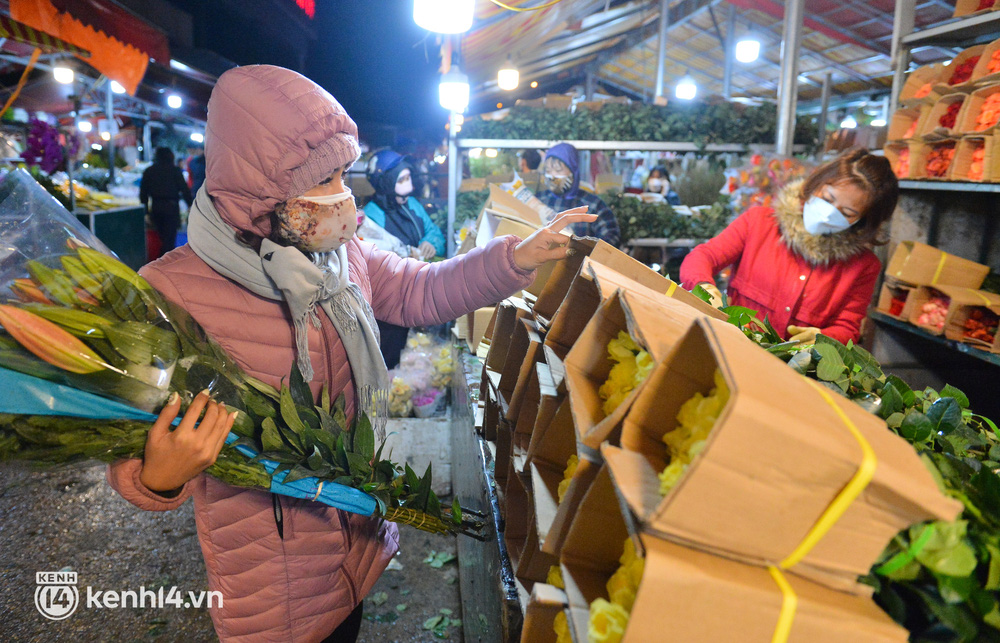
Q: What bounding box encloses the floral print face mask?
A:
[274,189,358,253]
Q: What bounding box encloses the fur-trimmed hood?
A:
[773,179,870,266]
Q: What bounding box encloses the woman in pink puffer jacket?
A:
[106,65,592,642]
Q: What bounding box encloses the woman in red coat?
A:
[680,149,899,344]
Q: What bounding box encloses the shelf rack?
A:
[871,311,1000,368]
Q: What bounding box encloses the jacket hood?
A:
[544,142,581,199]
[204,65,361,238]
[773,179,870,266]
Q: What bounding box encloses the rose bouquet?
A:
[0,168,484,538]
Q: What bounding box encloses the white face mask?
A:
[395,177,413,198]
[802,196,855,236]
[647,178,665,193]
[545,174,572,194]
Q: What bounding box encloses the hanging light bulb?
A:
[485,148,498,158]
[413,0,474,34]
[190,132,205,143]
[100,131,111,141]
[497,56,519,91]
[735,36,761,64]
[110,80,126,94]
[77,120,93,133]
[53,65,74,84]
[167,94,183,109]
[871,118,887,127]
[439,66,470,113]
[675,73,697,100]
[841,115,858,129]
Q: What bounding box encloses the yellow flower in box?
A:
[659,369,730,495]
[557,454,579,503]
[619,537,637,567]
[547,564,565,589]
[554,611,572,643]
[599,332,655,417]
[605,568,637,612]
[658,458,687,495]
[587,598,629,643]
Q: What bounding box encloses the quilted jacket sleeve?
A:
[680,207,761,289]
[365,235,535,327]
[105,263,194,511]
[818,254,881,344]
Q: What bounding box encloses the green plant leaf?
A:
[941,384,970,409]
[281,464,314,484]
[423,615,444,630]
[260,417,284,453]
[914,521,978,578]
[900,411,934,443]
[927,398,963,435]
[279,384,308,437]
[879,383,904,420]
[354,414,375,462]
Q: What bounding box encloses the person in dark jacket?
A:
[537,143,620,247]
[141,147,193,256]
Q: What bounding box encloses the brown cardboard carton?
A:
[920,93,971,139]
[505,318,546,422]
[876,277,919,320]
[494,414,514,487]
[624,536,907,642]
[513,362,554,453]
[482,374,501,441]
[563,290,705,450]
[955,82,1000,136]
[609,318,962,590]
[908,284,1000,336]
[885,241,990,289]
[914,140,958,180]
[465,306,496,352]
[519,583,568,643]
[882,142,914,179]
[955,0,1000,18]
[949,134,998,181]
[485,297,532,373]
[887,105,931,141]
[933,45,987,95]
[944,300,1000,352]
[517,509,560,585]
[899,63,946,107]
[504,465,532,569]
[972,36,1000,86]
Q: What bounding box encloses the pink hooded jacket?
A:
[106,66,534,642]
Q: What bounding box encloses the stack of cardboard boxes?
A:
[876,241,999,353]
[467,224,962,641]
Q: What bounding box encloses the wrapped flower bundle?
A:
[0,169,483,538]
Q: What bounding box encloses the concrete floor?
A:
[0,462,461,642]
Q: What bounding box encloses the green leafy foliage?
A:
[603,191,731,246]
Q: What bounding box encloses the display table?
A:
[450,343,523,643]
[75,205,146,271]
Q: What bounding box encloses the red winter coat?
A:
[106,65,535,642]
[680,182,881,344]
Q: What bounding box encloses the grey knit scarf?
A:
[187,187,389,434]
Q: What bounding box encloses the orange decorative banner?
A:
[10,0,149,95]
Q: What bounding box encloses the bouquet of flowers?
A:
[388,330,453,418]
[0,169,484,538]
[721,154,813,213]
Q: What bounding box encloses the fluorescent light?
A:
[100,131,111,141]
[438,67,470,113]
[77,120,93,133]
[167,94,183,109]
[469,148,482,159]
[841,116,858,129]
[675,74,697,100]
[110,80,126,94]
[413,0,474,34]
[485,148,498,158]
[871,118,887,127]
[169,59,193,72]
[91,143,102,150]
[498,58,519,91]
[735,38,761,64]
[190,132,204,143]
[53,66,74,84]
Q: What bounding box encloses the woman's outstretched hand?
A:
[512,206,597,272]
[139,390,237,495]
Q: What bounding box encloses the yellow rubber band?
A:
[779,380,878,569]
[311,482,324,501]
[488,0,564,11]
[666,281,678,297]
[967,288,994,306]
[931,253,947,285]
[768,566,797,643]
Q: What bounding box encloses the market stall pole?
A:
[775,0,805,156]
[653,0,669,101]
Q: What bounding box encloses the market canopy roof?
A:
[461,0,959,112]
[0,14,89,56]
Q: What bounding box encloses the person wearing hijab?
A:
[362,149,445,261]
[536,142,621,247]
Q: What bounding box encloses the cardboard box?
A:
[885,241,990,289]
[933,45,987,95]
[465,306,497,352]
[513,362,557,453]
[482,374,502,441]
[920,93,970,139]
[949,134,999,182]
[485,297,532,373]
[505,318,546,422]
[459,177,488,193]
[607,318,962,591]
[914,140,958,180]
[973,36,1000,86]
[955,0,1000,19]
[887,105,931,141]
[519,583,568,643]
[908,284,1000,336]
[544,94,573,110]
[563,291,706,450]
[875,277,918,320]
[559,465,907,642]
[533,238,726,325]
[883,142,920,179]
[504,465,532,569]
[899,63,946,107]
[955,82,1000,137]
[946,302,1000,352]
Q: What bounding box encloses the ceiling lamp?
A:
[167,93,183,109]
[841,115,858,129]
[53,65,74,84]
[735,37,761,64]
[190,132,205,143]
[439,66,470,113]
[497,56,519,91]
[413,0,474,34]
[485,148,498,158]
[675,73,697,100]
[110,80,126,94]
[77,120,93,133]
[871,118,887,127]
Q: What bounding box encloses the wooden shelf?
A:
[871,311,1000,368]
[902,11,1000,47]
[898,179,1000,193]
